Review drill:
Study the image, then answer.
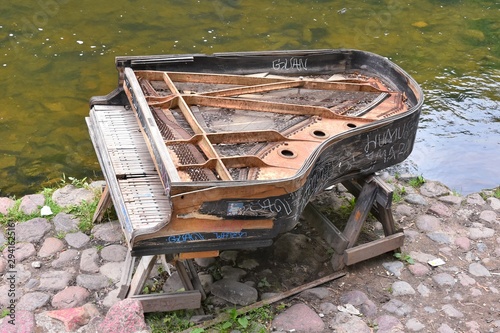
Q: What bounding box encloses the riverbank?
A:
[0,173,499,332]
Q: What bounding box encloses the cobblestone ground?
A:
[0,174,499,333]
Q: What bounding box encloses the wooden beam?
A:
[129,255,157,296]
[343,181,378,248]
[302,203,349,254]
[130,291,202,313]
[344,232,405,266]
[92,185,112,223]
[180,271,346,333]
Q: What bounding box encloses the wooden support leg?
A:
[129,255,158,296]
[92,185,112,223]
[118,250,136,299]
[331,180,378,270]
[176,260,205,315]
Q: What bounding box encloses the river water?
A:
[1,0,499,196]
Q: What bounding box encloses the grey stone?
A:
[3,242,36,262]
[15,217,51,243]
[35,312,67,333]
[329,312,370,333]
[19,194,45,214]
[80,248,100,273]
[420,181,449,198]
[406,318,426,331]
[99,262,123,283]
[273,233,311,264]
[415,214,441,232]
[0,257,6,274]
[405,194,428,206]
[432,273,456,287]
[428,202,453,217]
[394,204,414,217]
[38,271,73,291]
[237,258,259,270]
[457,273,476,286]
[76,274,111,290]
[25,278,40,290]
[16,292,50,311]
[52,249,79,268]
[360,299,378,318]
[0,197,15,215]
[487,197,500,211]
[52,184,95,207]
[220,266,247,281]
[468,226,495,240]
[273,303,325,333]
[391,281,415,296]
[0,284,22,307]
[340,290,368,306]
[441,304,464,318]
[299,287,330,300]
[427,232,452,244]
[468,262,491,277]
[438,324,456,333]
[51,286,90,309]
[408,263,430,277]
[103,288,121,308]
[439,195,463,206]
[100,244,128,262]
[375,315,404,333]
[0,310,35,333]
[53,212,80,232]
[466,193,486,206]
[198,272,213,292]
[194,256,216,268]
[4,264,31,285]
[38,237,65,258]
[382,299,413,316]
[454,236,471,251]
[219,250,238,263]
[319,302,336,315]
[476,242,488,252]
[162,271,185,293]
[91,221,123,243]
[211,279,258,306]
[479,210,497,223]
[409,251,437,264]
[65,232,90,249]
[383,261,405,277]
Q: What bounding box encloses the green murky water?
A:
[1,0,499,196]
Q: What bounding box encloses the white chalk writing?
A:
[272,57,308,71]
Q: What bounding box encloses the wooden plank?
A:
[130,291,202,313]
[302,203,349,254]
[118,251,135,299]
[181,271,346,333]
[343,181,378,248]
[92,185,112,223]
[129,255,157,296]
[176,251,219,260]
[344,232,405,266]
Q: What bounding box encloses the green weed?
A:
[408,175,425,188]
[393,252,415,264]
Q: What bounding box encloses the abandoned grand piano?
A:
[87,49,423,279]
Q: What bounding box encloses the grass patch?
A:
[494,187,500,199]
[408,175,425,188]
[0,176,101,234]
[147,311,197,333]
[147,305,275,333]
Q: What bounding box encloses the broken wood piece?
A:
[179,271,346,333]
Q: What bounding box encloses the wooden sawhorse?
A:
[303,174,404,271]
